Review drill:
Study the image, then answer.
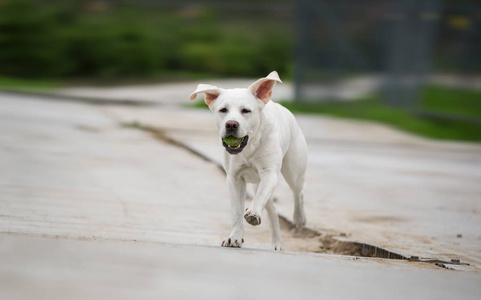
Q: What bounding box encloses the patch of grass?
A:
[421,85,481,117]
[0,71,221,90]
[151,70,225,81]
[0,76,62,90]
[280,92,481,142]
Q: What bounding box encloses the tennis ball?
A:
[223,136,243,147]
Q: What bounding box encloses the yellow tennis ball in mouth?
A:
[223,136,244,147]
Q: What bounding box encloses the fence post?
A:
[294,0,315,102]
[383,0,442,110]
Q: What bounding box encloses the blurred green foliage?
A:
[0,0,292,79]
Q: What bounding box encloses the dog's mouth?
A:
[222,135,249,154]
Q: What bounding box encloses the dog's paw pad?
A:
[244,213,261,226]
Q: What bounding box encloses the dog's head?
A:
[190,71,282,155]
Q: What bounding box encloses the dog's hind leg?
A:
[281,135,307,230]
[265,198,283,250]
[284,178,306,230]
[292,190,306,230]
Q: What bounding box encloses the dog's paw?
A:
[221,237,244,248]
[244,208,261,226]
[293,211,306,230]
[271,241,284,251]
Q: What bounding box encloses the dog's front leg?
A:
[244,170,278,226]
[221,175,246,248]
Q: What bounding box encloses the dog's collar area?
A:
[222,135,249,154]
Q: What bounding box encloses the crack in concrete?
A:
[122,121,226,175]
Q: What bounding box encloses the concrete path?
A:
[55,79,294,105]
[0,93,274,248]
[1,91,481,299]
[55,76,381,104]
[2,234,480,300]
[105,103,481,267]
[54,74,481,106]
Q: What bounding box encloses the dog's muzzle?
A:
[222,135,249,154]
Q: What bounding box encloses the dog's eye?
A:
[241,109,251,114]
[219,108,228,113]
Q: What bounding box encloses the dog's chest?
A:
[237,163,260,183]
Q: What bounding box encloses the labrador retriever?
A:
[189,71,307,250]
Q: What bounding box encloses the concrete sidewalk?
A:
[105,103,481,267]
[53,75,381,104]
[0,93,274,249]
[55,79,294,105]
[53,73,481,105]
[1,91,481,299]
[2,234,480,300]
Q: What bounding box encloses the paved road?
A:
[1,92,481,299]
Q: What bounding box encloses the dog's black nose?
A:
[225,120,239,131]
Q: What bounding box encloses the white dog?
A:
[189,71,307,250]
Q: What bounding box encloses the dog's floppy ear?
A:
[189,84,221,107]
[249,71,282,104]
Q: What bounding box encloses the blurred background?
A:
[0,0,480,141]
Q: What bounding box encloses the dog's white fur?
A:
[190,71,307,250]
